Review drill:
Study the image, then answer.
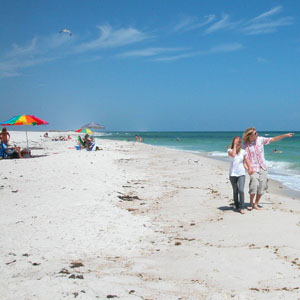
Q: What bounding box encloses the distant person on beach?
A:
[0,127,10,146]
[43,132,49,138]
[83,134,93,148]
[242,128,294,210]
[135,135,139,142]
[139,136,143,142]
[228,136,252,214]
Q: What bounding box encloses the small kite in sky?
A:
[59,28,72,36]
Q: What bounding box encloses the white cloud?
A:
[256,57,267,63]
[153,52,196,62]
[244,17,293,35]
[75,25,149,52]
[0,25,149,78]
[250,6,282,22]
[153,43,243,62]
[204,14,235,34]
[208,43,244,53]
[7,38,38,58]
[0,56,58,79]
[174,15,216,32]
[243,6,293,35]
[118,47,186,58]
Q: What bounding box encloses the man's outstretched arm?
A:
[271,133,294,143]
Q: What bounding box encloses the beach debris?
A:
[207,187,219,195]
[11,190,19,193]
[59,28,72,36]
[118,195,141,201]
[175,242,182,246]
[70,261,84,268]
[22,253,30,257]
[127,208,138,212]
[250,287,299,292]
[69,274,84,279]
[106,295,118,299]
[8,252,16,256]
[6,259,16,265]
[59,268,70,274]
[129,290,135,294]
[73,292,79,298]
[31,262,41,266]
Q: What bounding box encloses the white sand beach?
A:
[1,131,300,300]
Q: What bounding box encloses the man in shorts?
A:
[242,128,294,210]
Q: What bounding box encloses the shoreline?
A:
[96,132,300,198]
[106,139,300,201]
[200,151,300,201]
[1,131,300,299]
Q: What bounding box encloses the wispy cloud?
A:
[0,33,71,78]
[75,25,149,53]
[0,25,148,78]
[7,38,38,58]
[153,52,196,62]
[0,56,59,78]
[173,6,293,37]
[251,6,282,22]
[243,6,293,35]
[204,14,236,35]
[174,15,216,32]
[118,47,186,58]
[153,43,243,62]
[208,43,244,54]
[256,57,267,63]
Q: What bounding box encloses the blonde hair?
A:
[242,127,256,143]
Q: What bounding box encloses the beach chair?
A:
[87,142,96,151]
[77,136,86,149]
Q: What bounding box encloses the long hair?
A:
[1,127,7,133]
[231,136,242,153]
[242,127,256,143]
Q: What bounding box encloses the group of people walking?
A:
[228,127,293,214]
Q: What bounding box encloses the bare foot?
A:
[254,205,262,210]
[239,209,245,214]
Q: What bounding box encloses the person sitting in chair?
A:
[83,134,93,148]
[4,146,23,159]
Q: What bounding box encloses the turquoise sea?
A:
[96,131,300,192]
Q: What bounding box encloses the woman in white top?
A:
[228,136,251,214]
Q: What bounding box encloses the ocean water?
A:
[96,131,300,192]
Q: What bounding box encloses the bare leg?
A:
[247,194,255,210]
[15,147,23,158]
[254,194,262,210]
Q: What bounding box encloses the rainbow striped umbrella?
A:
[1,115,49,149]
[1,115,49,126]
[76,128,93,134]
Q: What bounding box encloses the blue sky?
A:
[0,0,299,131]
